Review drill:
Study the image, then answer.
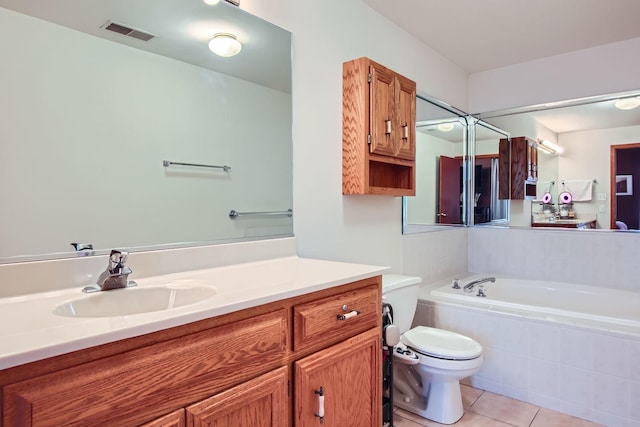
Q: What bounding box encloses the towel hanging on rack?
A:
[562,180,593,201]
[535,181,554,202]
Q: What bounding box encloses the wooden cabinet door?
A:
[186,367,289,427]
[141,409,185,427]
[294,329,381,427]
[369,62,396,158]
[394,75,416,160]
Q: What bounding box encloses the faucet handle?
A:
[452,279,460,289]
[108,249,129,274]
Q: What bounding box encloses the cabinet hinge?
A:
[367,134,371,145]
[368,72,372,83]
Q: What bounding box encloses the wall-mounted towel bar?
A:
[561,179,597,185]
[229,209,293,219]
[163,160,231,172]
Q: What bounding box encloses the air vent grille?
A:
[101,21,157,42]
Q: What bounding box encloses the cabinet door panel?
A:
[369,63,396,158]
[186,367,289,427]
[395,75,416,160]
[141,409,185,427]
[294,329,381,427]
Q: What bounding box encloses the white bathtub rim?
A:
[418,274,640,339]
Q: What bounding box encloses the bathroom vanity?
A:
[531,218,597,229]
[0,257,385,426]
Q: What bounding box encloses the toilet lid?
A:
[401,326,482,360]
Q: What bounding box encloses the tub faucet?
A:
[82,250,137,293]
[463,277,495,293]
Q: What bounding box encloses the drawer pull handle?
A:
[337,310,361,321]
[385,118,392,135]
[402,123,409,140]
[314,386,325,424]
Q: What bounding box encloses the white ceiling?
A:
[366,0,640,136]
[361,0,640,74]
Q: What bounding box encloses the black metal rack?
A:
[382,302,395,426]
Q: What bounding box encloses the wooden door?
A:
[294,328,381,427]
[186,367,289,427]
[438,156,462,224]
[394,75,416,160]
[369,62,396,158]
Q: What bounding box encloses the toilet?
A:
[382,274,483,425]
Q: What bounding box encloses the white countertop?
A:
[0,256,387,370]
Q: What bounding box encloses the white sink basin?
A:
[53,284,216,318]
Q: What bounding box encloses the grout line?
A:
[528,408,541,427]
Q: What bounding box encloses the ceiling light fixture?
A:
[614,97,640,110]
[537,139,564,155]
[208,33,242,57]
[202,0,220,4]
[437,123,455,132]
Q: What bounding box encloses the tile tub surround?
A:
[468,226,640,292]
[413,297,640,427]
[402,227,468,285]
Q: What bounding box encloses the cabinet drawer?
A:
[293,283,380,351]
[3,309,289,427]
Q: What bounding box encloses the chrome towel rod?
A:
[163,160,231,172]
[229,209,293,219]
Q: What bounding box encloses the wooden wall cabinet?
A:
[1,278,381,427]
[499,136,538,200]
[343,57,416,196]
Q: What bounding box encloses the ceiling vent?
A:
[101,21,157,42]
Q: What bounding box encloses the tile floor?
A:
[389,385,604,427]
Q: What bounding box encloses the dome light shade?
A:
[208,33,242,57]
[437,123,455,132]
[614,97,640,110]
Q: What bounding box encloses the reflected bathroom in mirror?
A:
[402,95,468,233]
[479,91,640,231]
[403,94,509,234]
[0,0,293,262]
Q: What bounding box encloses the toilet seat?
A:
[401,326,482,361]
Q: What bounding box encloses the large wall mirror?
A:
[403,94,509,234]
[478,90,640,231]
[0,0,293,262]
[403,94,468,233]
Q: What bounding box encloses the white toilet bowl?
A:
[393,326,483,425]
[382,275,483,425]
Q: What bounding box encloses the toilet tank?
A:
[381,274,422,333]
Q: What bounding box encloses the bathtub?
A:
[430,274,640,330]
[416,274,640,426]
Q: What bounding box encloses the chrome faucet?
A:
[463,277,495,293]
[82,250,137,293]
[70,242,94,256]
